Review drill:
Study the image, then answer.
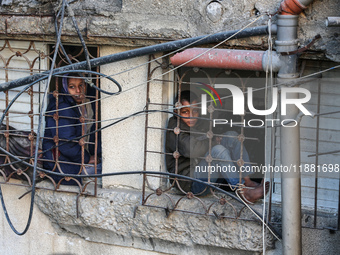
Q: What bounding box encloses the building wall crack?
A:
[34,183,275,254]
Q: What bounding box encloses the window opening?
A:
[0,40,48,186]
[0,41,101,199]
[142,57,340,231]
[41,44,101,195]
[142,56,268,221]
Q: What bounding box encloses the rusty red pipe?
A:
[278,0,314,15]
[170,48,281,72]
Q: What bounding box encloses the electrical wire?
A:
[0,16,264,77]
[0,14,269,93]
[3,106,340,137]
[0,70,122,126]
[136,65,340,111]
[0,77,285,240]
[55,5,72,65]
[0,4,276,240]
[0,0,67,236]
[262,14,274,254]
[1,5,339,238]
[45,63,340,126]
[49,70,123,95]
[3,72,340,125]
[52,15,270,84]
[0,95,289,241]
[0,96,283,239]
[65,1,91,71]
[0,67,125,171]
[4,12,338,121]
[8,15,268,119]
[0,108,207,168]
[99,15,266,96]
[235,189,281,241]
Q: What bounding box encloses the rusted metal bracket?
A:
[281,34,321,56]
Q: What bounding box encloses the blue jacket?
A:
[43,90,101,185]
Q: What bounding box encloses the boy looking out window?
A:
[165,90,268,203]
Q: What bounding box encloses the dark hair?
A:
[176,90,198,104]
[61,72,86,93]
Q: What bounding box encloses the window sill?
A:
[35,182,276,254]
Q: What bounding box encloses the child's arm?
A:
[177,131,209,158]
[166,117,210,159]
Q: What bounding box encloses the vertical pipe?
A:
[313,79,321,227]
[338,173,340,230]
[94,46,99,195]
[276,15,302,255]
[280,93,302,254]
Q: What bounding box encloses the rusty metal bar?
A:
[146,149,257,165]
[146,126,259,141]
[0,41,100,196]
[141,204,258,222]
[308,150,340,157]
[142,55,153,204]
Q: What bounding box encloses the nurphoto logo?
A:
[199,83,312,128]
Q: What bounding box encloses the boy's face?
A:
[68,78,86,104]
[179,100,199,127]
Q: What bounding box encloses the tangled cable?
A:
[0,0,122,235]
[2,0,339,240]
[0,70,280,238]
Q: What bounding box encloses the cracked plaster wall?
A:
[32,182,275,254]
[0,180,167,255]
[1,0,340,254]
[0,0,339,62]
[0,180,275,255]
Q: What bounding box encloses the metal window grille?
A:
[142,55,340,230]
[271,60,340,231]
[1,41,339,230]
[0,40,100,201]
[142,54,267,221]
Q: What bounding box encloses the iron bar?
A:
[146,126,260,141]
[308,150,340,157]
[142,55,153,203]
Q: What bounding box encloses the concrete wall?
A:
[0,0,340,254]
[0,0,339,62]
[2,181,339,255]
[100,46,166,189]
[0,179,275,255]
[0,180,164,255]
[0,42,276,255]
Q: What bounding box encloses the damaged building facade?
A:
[0,0,340,254]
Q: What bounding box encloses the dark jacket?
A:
[43,91,100,185]
[165,116,214,192]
